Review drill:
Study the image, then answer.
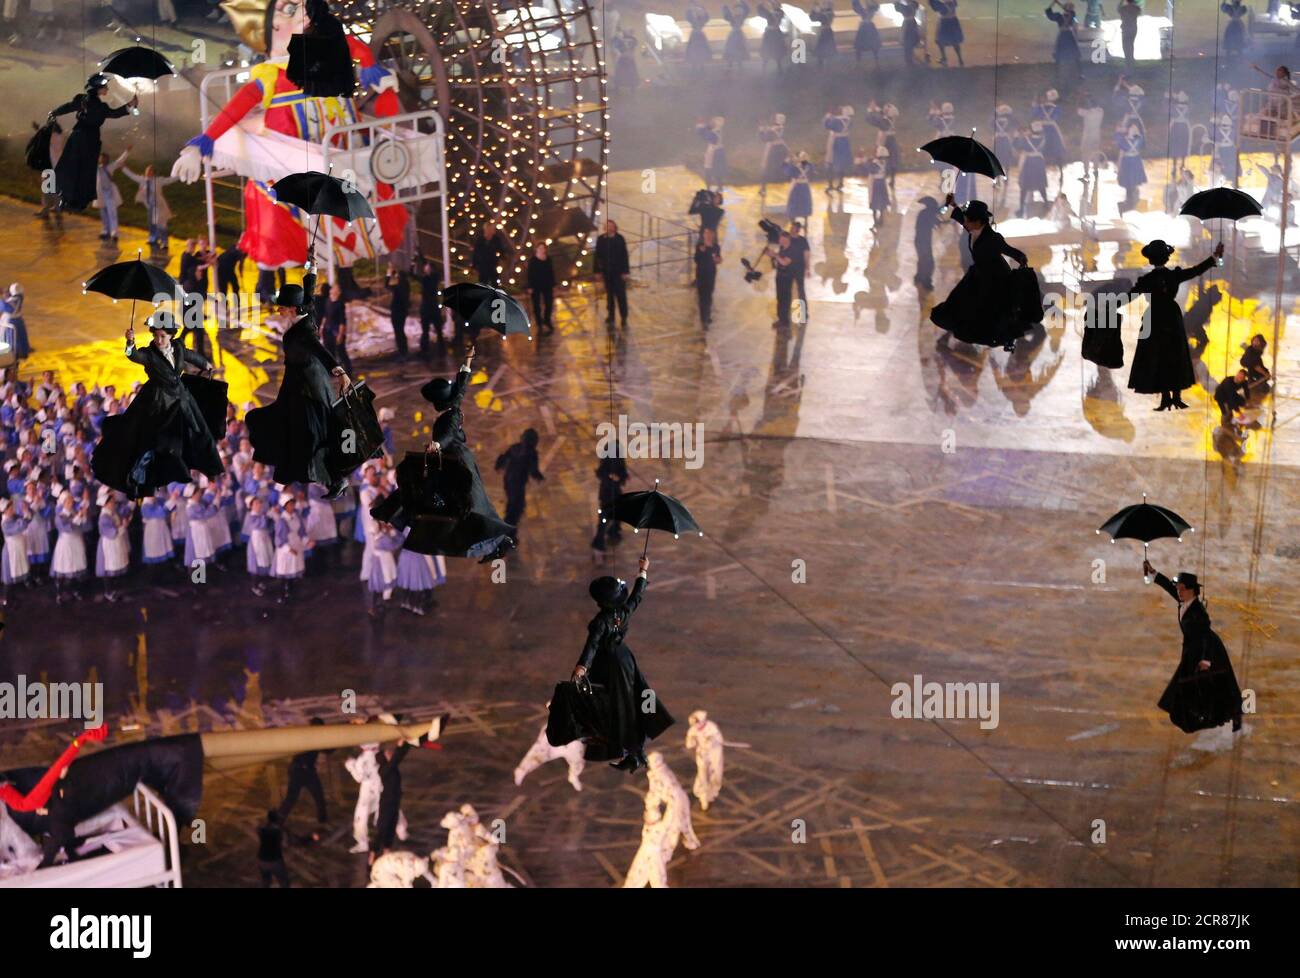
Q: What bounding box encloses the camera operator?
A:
[689,189,725,236]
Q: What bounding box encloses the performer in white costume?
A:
[514,720,585,791]
[684,710,725,810]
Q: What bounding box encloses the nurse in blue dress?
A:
[851,0,881,67]
[1116,123,1147,214]
[722,2,750,67]
[1167,91,1191,174]
[930,1,965,67]
[696,116,727,192]
[992,104,1016,173]
[785,152,815,220]
[1033,90,1067,182]
[759,113,790,194]
[685,2,713,69]
[1015,122,1049,218]
[823,105,854,192]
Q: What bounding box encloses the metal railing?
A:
[132,784,183,888]
[602,198,696,284]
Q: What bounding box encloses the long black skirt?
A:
[93,379,224,496]
[370,445,514,559]
[53,127,101,212]
[1157,667,1242,733]
[546,645,674,761]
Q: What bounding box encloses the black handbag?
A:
[327,380,384,478]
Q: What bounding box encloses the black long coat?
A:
[92,340,224,496]
[247,283,340,486]
[546,576,675,760]
[1152,573,1243,732]
[930,209,1029,347]
[370,366,514,557]
[1128,258,1213,394]
[51,93,131,212]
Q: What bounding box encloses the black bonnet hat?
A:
[963,199,992,223]
[589,575,627,608]
[273,284,306,309]
[421,377,456,410]
[1141,240,1176,263]
[146,310,180,335]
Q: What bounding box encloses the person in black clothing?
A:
[1241,333,1272,398]
[913,196,942,293]
[386,263,411,360]
[591,452,627,555]
[320,283,353,377]
[594,220,631,326]
[693,227,722,326]
[246,270,352,496]
[930,197,1029,351]
[48,74,137,213]
[1128,239,1223,411]
[472,225,511,287]
[526,243,556,335]
[1215,369,1250,429]
[370,728,438,860]
[1142,561,1243,734]
[92,312,224,497]
[689,189,725,235]
[770,231,796,327]
[257,810,290,887]
[787,220,810,320]
[546,558,674,772]
[278,717,329,839]
[495,428,545,528]
[417,258,444,356]
[214,246,244,325]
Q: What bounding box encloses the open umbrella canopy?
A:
[920,135,1005,179]
[1180,187,1262,223]
[99,45,175,81]
[271,170,374,221]
[83,256,177,302]
[1097,500,1192,543]
[441,282,531,338]
[611,483,702,538]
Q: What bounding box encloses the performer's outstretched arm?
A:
[0,725,107,812]
[623,559,650,617]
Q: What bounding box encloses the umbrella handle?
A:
[1143,541,1150,584]
[642,530,650,561]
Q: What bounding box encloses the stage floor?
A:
[3,156,1300,886]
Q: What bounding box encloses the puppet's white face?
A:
[270,0,307,58]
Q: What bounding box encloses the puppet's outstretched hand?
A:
[172,145,203,183]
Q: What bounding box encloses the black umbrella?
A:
[440,283,531,340]
[1180,187,1263,223]
[99,45,176,81]
[610,479,703,558]
[272,169,374,255]
[1096,494,1194,582]
[920,133,1006,180]
[83,252,178,332]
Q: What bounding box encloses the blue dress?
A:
[852,0,881,54]
[932,1,964,46]
[685,6,713,65]
[1015,134,1048,197]
[723,2,750,62]
[1,294,31,360]
[992,115,1016,167]
[1033,102,1067,166]
[824,115,853,174]
[696,124,727,185]
[1116,131,1147,190]
[1046,8,1081,65]
[784,161,814,218]
[1222,4,1248,54]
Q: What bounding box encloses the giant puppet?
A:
[171,0,408,275]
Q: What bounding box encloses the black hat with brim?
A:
[589,575,627,608]
[963,200,992,223]
[1174,571,1200,591]
[1141,240,1176,263]
[273,284,306,309]
[421,377,455,410]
